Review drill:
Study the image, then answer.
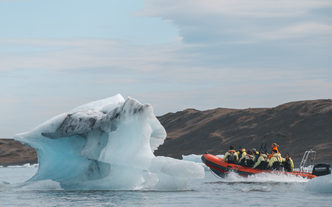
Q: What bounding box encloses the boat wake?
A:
[240,186,271,192]
[216,171,309,183]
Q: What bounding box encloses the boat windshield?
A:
[299,149,316,172]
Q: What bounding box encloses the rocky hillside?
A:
[154,99,332,162]
[0,139,37,167]
[1,99,331,166]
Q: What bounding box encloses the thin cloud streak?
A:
[138,0,332,43]
[0,38,186,72]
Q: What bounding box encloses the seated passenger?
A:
[282,153,294,172]
[252,148,260,162]
[252,148,259,155]
[237,146,247,160]
[239,150,254,167]
[252,151,267,169]
[224,146,238,163]
[267,150,282,169]
[267,143,280,159]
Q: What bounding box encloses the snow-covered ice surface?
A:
[13,94,204,191]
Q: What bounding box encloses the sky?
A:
[0,0,331,137]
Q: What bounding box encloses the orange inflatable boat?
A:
[201,153,330,179]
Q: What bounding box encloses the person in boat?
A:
[252,150,267,169]
[266,143,280,159]
[239,149,255,166]
[252,148,260,162]
[237,146,247,160]
[267,149,282,169]
[282,153,294,172]
[224,146,239,163]
[252,148,259,155]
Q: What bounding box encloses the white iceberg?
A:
[14,94,204,190]
[305,173,332,193]
[182,154,224,171]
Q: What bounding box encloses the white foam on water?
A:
[241,186,271,192]
[221,171,309,183]
[7,163,39,168]
[0,180,63,191]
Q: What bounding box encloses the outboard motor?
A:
[312,163,331,176]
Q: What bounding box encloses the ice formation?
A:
[14,94,204,190]
[182,154,224,171]
[305,173,332,193]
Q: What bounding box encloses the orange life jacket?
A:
[267,147,279,159]
[272,147,279,153]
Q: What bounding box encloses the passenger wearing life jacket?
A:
[266,143,280,159]
[267,149,282,169]
[252,148,259,155]
[224,146,239,164]
[282,153,294,172]
[237,146,247,160]
[252,148,260,162]
[252,151,267,169]
[239,149,255,167]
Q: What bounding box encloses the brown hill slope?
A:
[1,99,331,166]
[154,99,332,161]
[0,139,37,167]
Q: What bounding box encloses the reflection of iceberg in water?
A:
[14,94,204,190]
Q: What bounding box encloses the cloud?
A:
[259,22,332,40]
[137,0,332,43]
[0,97,22,105]
[1,36,331,86]
[0,38,184,72]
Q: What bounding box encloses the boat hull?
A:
[202,153,317,179]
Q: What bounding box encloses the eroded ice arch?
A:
[14,94,204,190]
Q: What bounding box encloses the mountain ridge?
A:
[154,99,332,162]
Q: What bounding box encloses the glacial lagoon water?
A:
[1,166,332,207]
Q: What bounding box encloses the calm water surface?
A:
[1,167,331,207]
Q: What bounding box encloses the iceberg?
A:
[305,173,332,193]
[182,154,224,171]
[14,94,204,190]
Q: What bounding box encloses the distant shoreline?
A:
[0,138,37,166]
[0,159,38,167]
